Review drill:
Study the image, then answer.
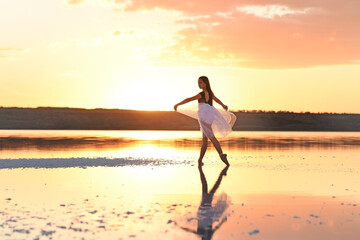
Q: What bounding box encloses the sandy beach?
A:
[1,130,360,239]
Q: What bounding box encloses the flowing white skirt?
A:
[178,103,237,138]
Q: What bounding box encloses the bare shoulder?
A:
[185,93,201,102]
[190,93,202,100]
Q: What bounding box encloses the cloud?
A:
[66,0,132,9]
[48,42,68,49]
[78,38,103,47]
[112,29,154,38]
[67,0,85,5]
[0,48,24,52]
[0,48,25,59]
[236,5,310,19]
[69,0,360,68]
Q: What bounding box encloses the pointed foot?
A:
[220,154,230,166]
[221,166,230,176]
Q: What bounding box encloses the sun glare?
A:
[114,80,168,110]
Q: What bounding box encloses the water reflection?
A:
[1,130,360,165]
[177,166,230,240]
[1,131,360,152]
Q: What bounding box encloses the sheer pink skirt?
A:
[178,103,237,138]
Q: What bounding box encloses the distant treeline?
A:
[0,107,359,131]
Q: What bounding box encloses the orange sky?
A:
[1,0,360,113]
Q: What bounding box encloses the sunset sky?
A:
[1,0,360,113]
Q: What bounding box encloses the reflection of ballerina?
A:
[176,165,230,240]
[174,76,236,166]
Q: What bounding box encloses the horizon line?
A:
[1,106,359,115]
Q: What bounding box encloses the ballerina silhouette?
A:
[174,76,236,166]
[176,165,230,240]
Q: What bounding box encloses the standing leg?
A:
[209,136,223,155]
[200,120,230,166]
[209,136,230,166]
[198,134,208,166]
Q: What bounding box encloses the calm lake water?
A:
[1,130,360,239]
[1,130,359,159]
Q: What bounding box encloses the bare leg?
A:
[209,136,230,166]
[198,134,208,166]
[200,120,230,166]
[209,136,223,155]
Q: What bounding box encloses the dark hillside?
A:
[0,107,359,131]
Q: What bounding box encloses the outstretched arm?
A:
[174,94,201,111]
[213,94,228,110]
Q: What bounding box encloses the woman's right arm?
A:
[174,94,201,111]
[213,94,228,110]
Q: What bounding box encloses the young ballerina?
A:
[174,76,236,166]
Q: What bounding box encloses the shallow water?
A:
[0,130,360,239]
[0,130,359,159]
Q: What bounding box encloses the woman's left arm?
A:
[213,94,228,110]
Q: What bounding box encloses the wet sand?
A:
[1,131,360,239]
[1,164,360,240]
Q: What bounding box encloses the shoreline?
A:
[1,107,360,131]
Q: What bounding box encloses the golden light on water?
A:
[1,130,360,197]
[1,129,360,239]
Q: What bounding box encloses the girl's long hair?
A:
[199,76,213,98]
